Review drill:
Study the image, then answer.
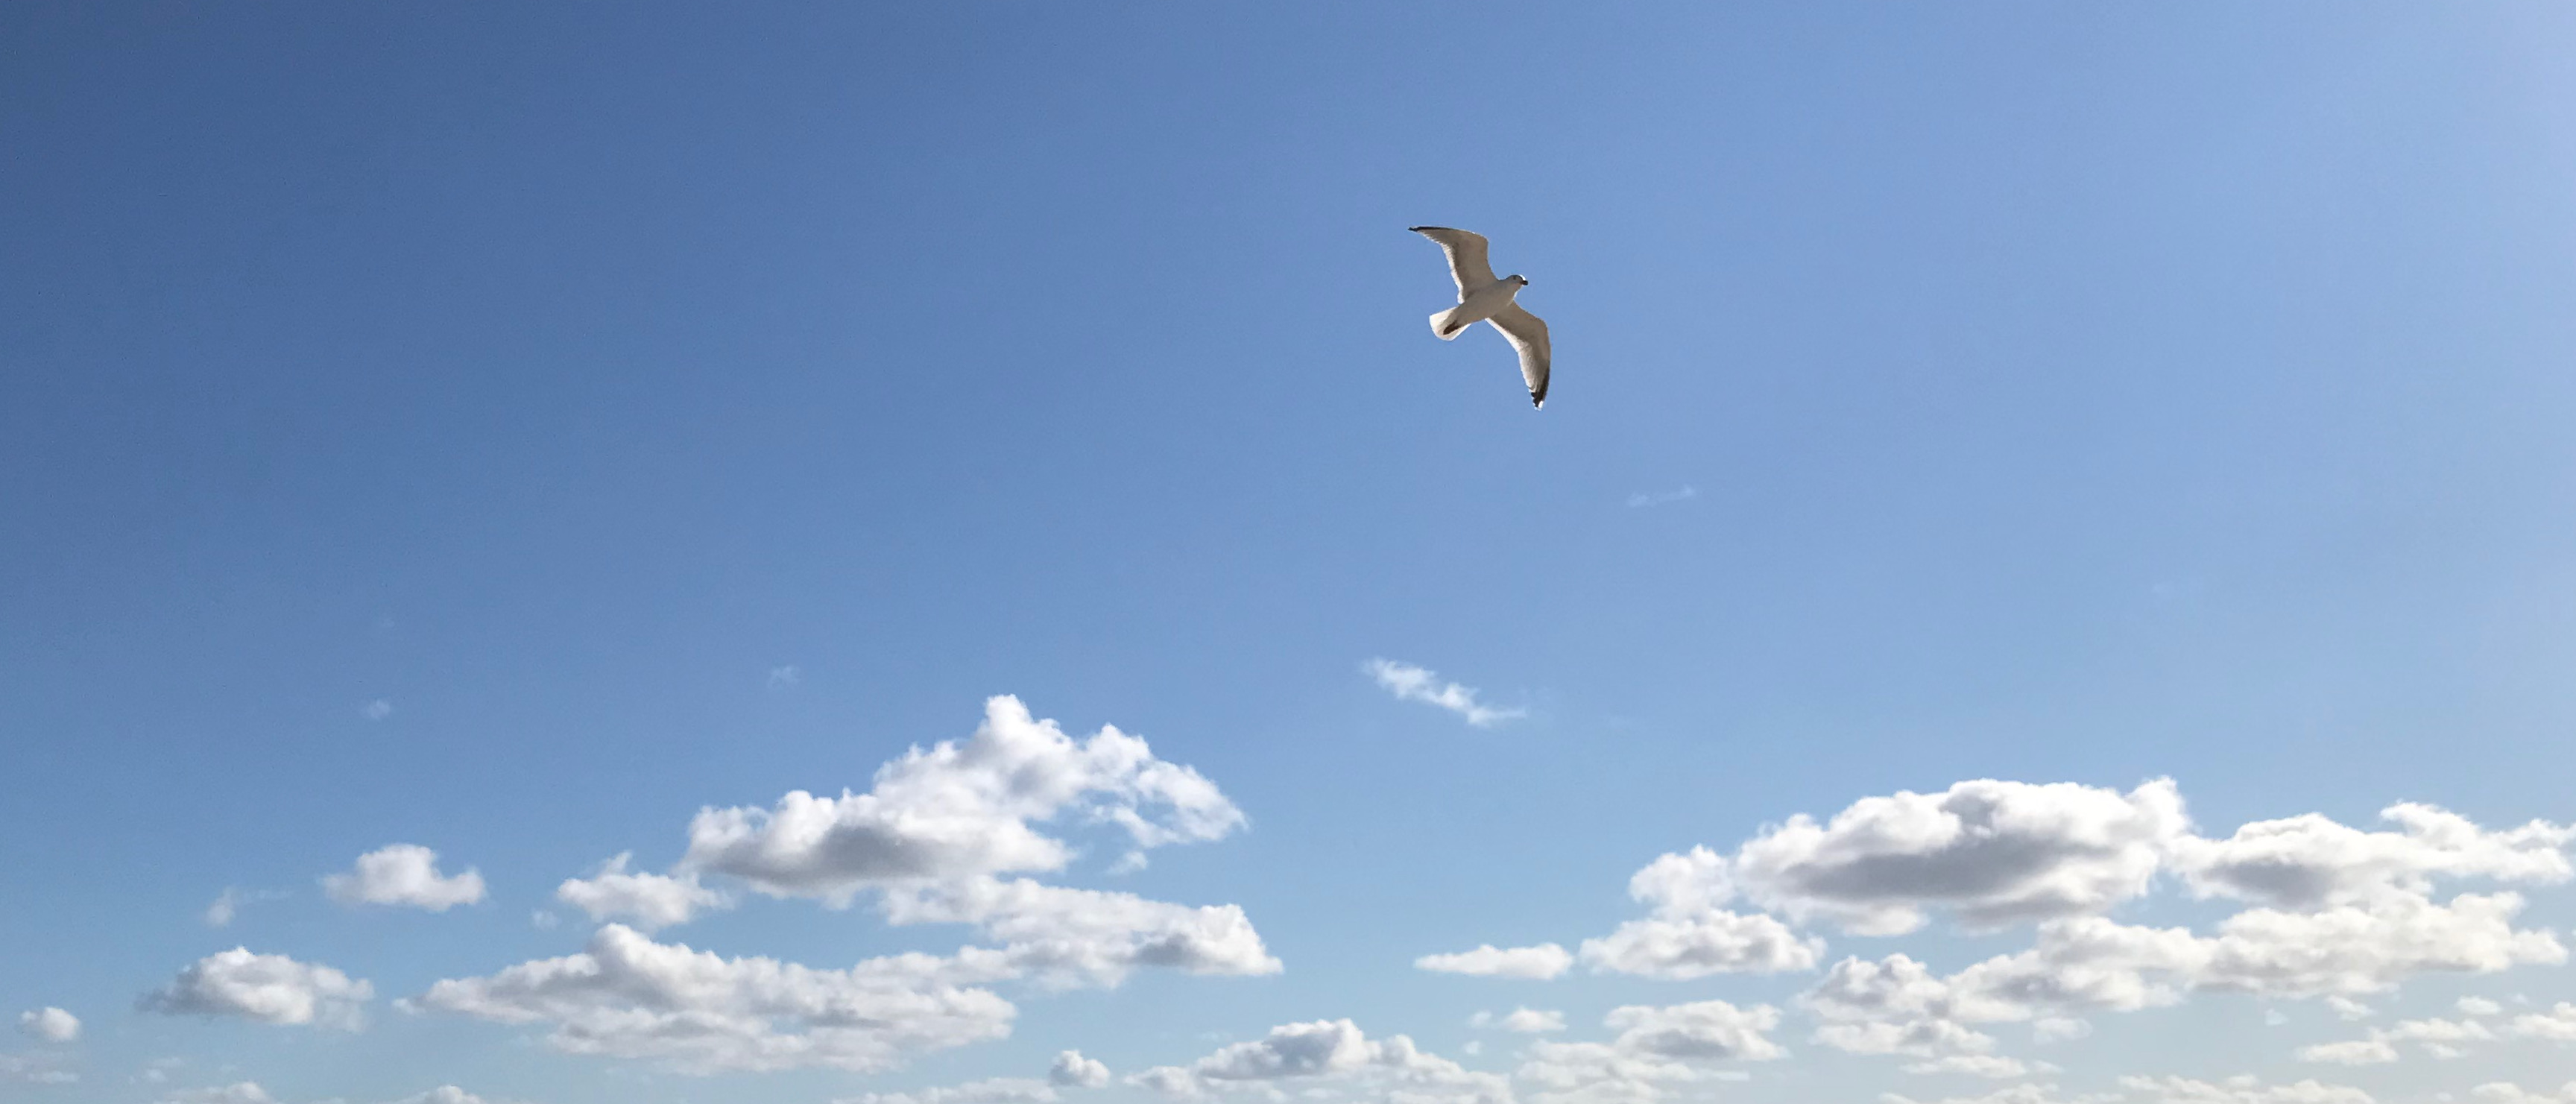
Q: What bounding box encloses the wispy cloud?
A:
[1626,485,1697,508]
[1364,659,1524,727]
[362,699,394,722]
[203,887,286,928]
[768,666,802,689]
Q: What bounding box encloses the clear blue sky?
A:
[7,5,2576,1103]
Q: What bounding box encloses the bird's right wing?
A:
[1409,227,1497,294]
[1489,303,1550,409]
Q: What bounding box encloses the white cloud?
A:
[877,877,1280,986]
[1512,1000,1783,1104]
[682,696,1245,903]
[2472,1084,2576,1104]
[323,844,487,911]
[2115,1074,2373,1104]
[1472,1008,1568,1033]
[1901,1055,2045,1079]
[2326,997,2374,1021]
[1415,944,1572,980]
[203,886,285,927]
[142,947,372,1029]
[2030,1017,2090,1044]
[1602,1000,1784,1062]
[769,665,802,688]
[156,1085,277,1104]
[555,853,727,931]
[417,923,1016,1074]
[1625,487,1697,508]
[1137,1019,1509,1104]
[2299,1016,2495,1064]
[1881,1086,2106,1104]
[1731,779,2188,935]
[1578,911,1820,978]
[2459,997,2504,1017]
[2507,1002,2576,1041]
[838,1077,1061,1104]
[1364,660,1524,728]
[1565,846,1820,978]
[1051,1050,1112,1088]
[364,698,394,721]
[2170,804,2573,909]
[16,1007,77,1043]
[386,1089,493,1104]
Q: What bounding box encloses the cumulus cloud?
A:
[555,853,727,930]
[323,845,487,911]
[2171,804,2573,909]
[1050,1050,1111,1088]
[1512,1000,1783,1104]
[2507,1002,2576,1041]
[2296,1015,2493,1064]
[682,696,1245,903]
[1552,846,1820,979]
[155,1085,277,1104]
[1881,1086,2106,1104]
[1728,779,2188,936]
[1364,660,1524,728]
[15,1007,77,1043]
[387,1090,493,1104]
[1472,1008,1568,1033]
[1417,943,1572,980]
[417,924,1016,1074]
[2473,1085,2576,1104]
[837,1077,1060,1104]
[2459,996,2504,1017]
[1134,1019,1508,1104]
[2115,1075,2373,1104]
[876,877,1280,986]
[141,947,372,1029]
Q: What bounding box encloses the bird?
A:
[1409,226,1550,409]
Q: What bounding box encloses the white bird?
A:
[1409,226,1550,409]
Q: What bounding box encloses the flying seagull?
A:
[1409,226,1550,409]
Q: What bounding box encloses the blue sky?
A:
[7,4,2576,1103]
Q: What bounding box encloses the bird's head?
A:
[1507,274,1530,287]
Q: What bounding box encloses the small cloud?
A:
[323,845,486,912]
[1415,943,1571,979]
[529,909,560,930]
[1108,851,1149,876]
[2032,1016,2092,1043]
[2265,1008,2291,1026]
[1049,1050,1111,1089]
[203,887,285,928]
[362,699,394,722]
[1364,659,1524,728]
[1625,485,1697,508]
[768,665,802,689]
[17,1006,78,1043]
[2326,996,2374,1021]
[2460,997,2504,1018]
[1469,1007,1566,1033]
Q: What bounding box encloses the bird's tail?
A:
[1427,306,1470,340]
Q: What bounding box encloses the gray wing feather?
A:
[1409,226,1497,295]
[1489,303,1550,409]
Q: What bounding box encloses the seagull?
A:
[1409,226,1550,409]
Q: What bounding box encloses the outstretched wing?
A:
[1489,303,1550,409]
[1409,226,1496,295]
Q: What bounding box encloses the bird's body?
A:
[1408,226,1550,409]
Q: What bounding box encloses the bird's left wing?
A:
[1489,303,1550,409]
[1409,227,1497,294]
